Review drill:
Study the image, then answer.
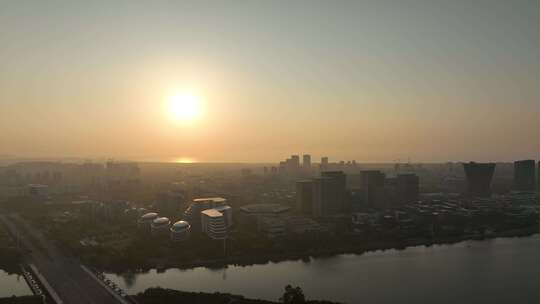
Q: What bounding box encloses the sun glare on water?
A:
[167,91,202,123]
[174,157,196,164]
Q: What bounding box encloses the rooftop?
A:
[171,221,190,229]
[213,205,232,212]
[141,212,158,219]
[193,197,227,204]
[153,217,170,225]
[201,209,223,218]
[240,203,291,214]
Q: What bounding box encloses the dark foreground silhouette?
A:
[134,287,342,304]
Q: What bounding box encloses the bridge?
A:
[0,214,132,304]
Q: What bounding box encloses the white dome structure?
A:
[138,212,159,231]
[170,220,191,242]
[151,217,171,236]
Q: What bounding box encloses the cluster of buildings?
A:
[294,160,538,216]
[296,171,348,217]
[513,160,539,192]
[136,197,233,242]
[291,159,540,239]
[77,200,131,223]
[297,170,420,217]
[278,155,308,176]
[0,160,141,198]
[237,203,327,239]
[351,192,539,239]
[274,154,359,177]
[5,157,540,247]
[462,160,540,197]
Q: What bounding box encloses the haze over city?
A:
[2,2,540,304]
[2,0,540,163]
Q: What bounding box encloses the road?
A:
[0,213,129,304]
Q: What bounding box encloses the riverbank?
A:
[134,287,341,304]
[105,226,540,274]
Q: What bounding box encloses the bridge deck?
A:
[0,214,128,304]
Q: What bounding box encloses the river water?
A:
[0,270,32,297]
[105,235,540,304]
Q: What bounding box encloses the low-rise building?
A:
[170,220,191,242]
[285,216,325,235]
[238,203,291,230]
[258,216,286,239]
[27,184,49,197]
[138,212,159,231]
[151,217,171,236]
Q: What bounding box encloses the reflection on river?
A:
[0,270,32,297]
[105,235,540,304]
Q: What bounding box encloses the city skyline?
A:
[3,2,540,304]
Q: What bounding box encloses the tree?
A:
[280,285,306,304]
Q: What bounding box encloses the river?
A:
[105,235,540,304]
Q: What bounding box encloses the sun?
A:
[167,91,202,122]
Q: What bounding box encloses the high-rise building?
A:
[396,173,420,205]
[514,160,536,191]
[296,180,314,215]
[279,155,301,175]
[360,170,386,208]
[303,154,311,169]
[291,155,300,169]
[538,162,540,191]
[312,177,334,218]
[463,162,496,197]
[322,171,347,211]
[321,157,329,171]
[312,171,347,217]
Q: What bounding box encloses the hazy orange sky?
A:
[1,0,539,163]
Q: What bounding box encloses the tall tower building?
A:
[303,154,311,169]
[360,170,386,208]
[312,177,333,218]
[321,157,329,171]
[296,180,314,215]
[514,160,536,191]
[291,155,300,170]
[312,171,347,217]
[396,173,420,205]
[463,162,496,197]
[538,162,540,191]
[322,171,347,211]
